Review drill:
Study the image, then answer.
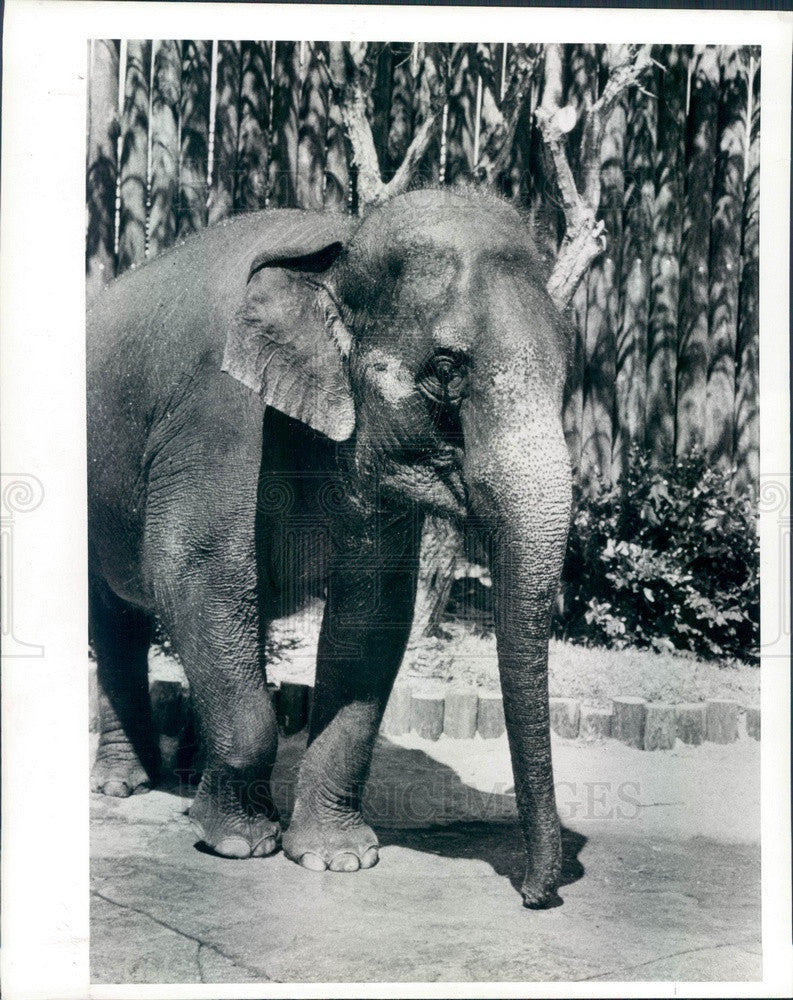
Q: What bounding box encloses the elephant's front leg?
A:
[283,513,420,872]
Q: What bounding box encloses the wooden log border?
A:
[88,665,760,749]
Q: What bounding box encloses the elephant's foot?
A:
[283,800,379,872]
[188,766,281,859]
[520,876,562,909]
[91,742,154,798]
[520,846,563,909]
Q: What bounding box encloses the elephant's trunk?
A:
[462,392,571,906]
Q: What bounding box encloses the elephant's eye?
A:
[434,356,457,385]
[419,351,469,407]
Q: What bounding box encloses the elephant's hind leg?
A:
[90,578,159,797]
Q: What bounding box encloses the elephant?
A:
[87,187,572,908]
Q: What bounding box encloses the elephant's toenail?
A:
[299,852,328,872]
[214,836,252,858]
[103,780,132,798]
[329,853,361,872]
[251,836,278,857]
[360,846,379,870]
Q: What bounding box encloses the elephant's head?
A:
[224,187,574,906]
[224,188,571,527]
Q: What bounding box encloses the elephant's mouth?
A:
[378,447,468,520]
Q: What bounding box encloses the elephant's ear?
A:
[222,241,355,442]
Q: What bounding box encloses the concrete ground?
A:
[91,730,761,985]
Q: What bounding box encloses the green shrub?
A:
[553,449,759,664]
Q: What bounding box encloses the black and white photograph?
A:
[1,3,792,997]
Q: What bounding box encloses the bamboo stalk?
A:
[177,40,211,235]
[86,39,121,300]
[705,46,748,471]
[733,53,759,496]
[646,45,688,466]
[612,46,656,480]
[206,40,219,207]
[580,46,626,489]
[676,46,720,458]
[118,40,151,271]
[148,39,181,254]
[297,41,330,210]
[268,41,300,207]
[207,40,241,224]
[473,74,482,167]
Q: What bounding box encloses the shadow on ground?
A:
[378,822,586,901]
[160,732,586,905]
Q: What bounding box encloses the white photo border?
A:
[1,3,790,997]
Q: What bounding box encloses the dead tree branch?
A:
[538,45,654,311]
[330,42,445,209]
[337,71,389,206]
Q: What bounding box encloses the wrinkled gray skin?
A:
[87,189,571,907]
